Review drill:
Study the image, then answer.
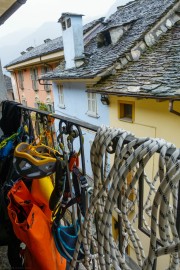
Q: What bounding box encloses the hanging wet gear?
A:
[35,113,55,147]
[51,159,88,263]
[49,121,88,264]
[72,166,88,217]
[49,157,67,211]
[13,142,60,179]
[52,219,84,262]
[7,179,66,270]
[0,101,22,136]
[0,140,64,269]
[21,110,35,144]
[0,133,18,160]
[31,176,54,221]
[0,102,25,269]
[69,151,79,171]
[0,142,61,200]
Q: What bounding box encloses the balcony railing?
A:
[1,102,180,270]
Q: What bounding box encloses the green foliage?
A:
[38,102,49,111]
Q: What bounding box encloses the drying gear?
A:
[0,138,14,160]
[49,157,66,211]
[31,176,54,221]
[52,219,84,262]
[51,158,88,262]
[13,142,62,179]
[7,180,66,270]
[1,142,60,198]
[2,143,63,216]
[0,100,22,136]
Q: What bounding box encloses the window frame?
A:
[41,67,51,92]
[118,100,135,122]
[87,92,98,117]
[18,70,24,89]
[58,84,65,109]
[61,20,66,31]
[30,68,39,91]
[66,18,71,28]
[21,98,27,106]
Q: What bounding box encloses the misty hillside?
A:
[1,17,99,75]
[1,0,130,75]
[1,21,61,74]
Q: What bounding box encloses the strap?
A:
[54,166,88,221]
[49,157,66,211]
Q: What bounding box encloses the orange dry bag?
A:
[7,180,66,270]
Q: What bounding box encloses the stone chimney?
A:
[58,13,84,69]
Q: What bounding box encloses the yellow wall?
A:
[110,96,180,148]
[110,96,180,268]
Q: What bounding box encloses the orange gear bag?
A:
[7,180,66,270]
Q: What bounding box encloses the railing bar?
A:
[76,126,86,176]
[176,182,180,237]
[19,105,99,132]
[20,105,180,158]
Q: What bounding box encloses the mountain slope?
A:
[1,21,61,73]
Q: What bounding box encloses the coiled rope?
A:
[69,126,180,270]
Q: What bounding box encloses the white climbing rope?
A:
[69,126,180,270]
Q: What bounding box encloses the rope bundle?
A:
[69,126,180,270]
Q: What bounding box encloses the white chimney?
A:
[58,13,84,69]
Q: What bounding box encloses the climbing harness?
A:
[51,122,88,265]
[51,163,86,263]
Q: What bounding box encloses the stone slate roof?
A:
[90,23,180,98]
[4,74,12,91]
[40,0,178,80]
[5,17,104,68]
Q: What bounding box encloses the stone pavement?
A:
[0,246,86,270]
[0,246,10,270]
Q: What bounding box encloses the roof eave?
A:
[87,89,180,100]
[0,0,27,26]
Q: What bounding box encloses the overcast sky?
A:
[0,0,130,38]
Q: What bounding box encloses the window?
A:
[61,20,66,31]
[97,31,112,48]
[67,18,71,28]
[34,97,40,109]
[46,97,53,112]
[46,103,53,112]
[41,67,51,92]
[119,101,134,122]
[18,70,24,89]
[58,85,65,108]
[21,97,27,106]
[30,68,38,91]
[61,18,71,31]
[87,92,97,117]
